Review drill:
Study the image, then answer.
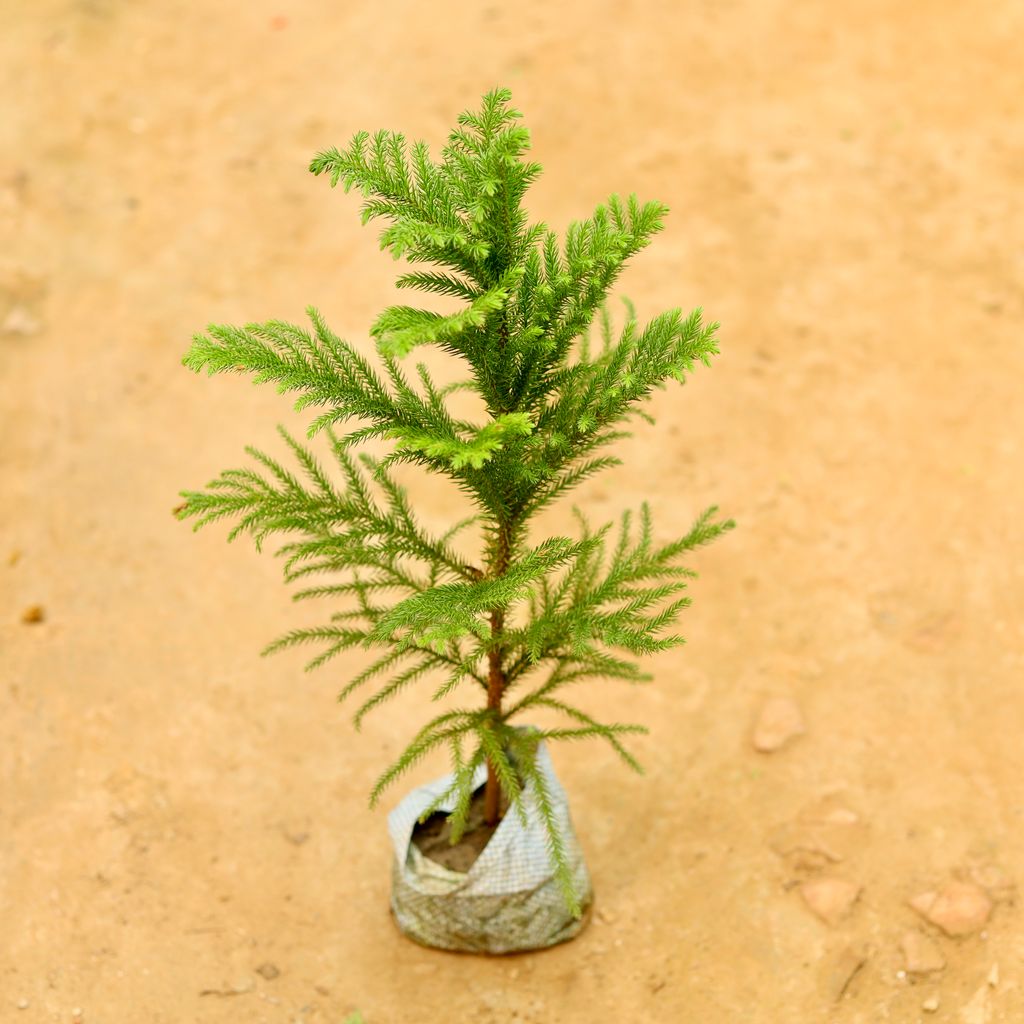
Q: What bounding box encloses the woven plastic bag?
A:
[387,735,593,953]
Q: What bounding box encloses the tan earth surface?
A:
[3,1,1024,1021]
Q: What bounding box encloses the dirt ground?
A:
[3,1,1024,1021]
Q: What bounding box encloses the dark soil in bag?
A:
[412,784,511,873]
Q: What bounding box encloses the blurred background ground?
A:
[2,1,1023,1021]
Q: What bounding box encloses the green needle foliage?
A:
[176,88,733,915]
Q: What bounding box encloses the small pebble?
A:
[281,826,309,846]
[21,604,45,624]
[2,305,41,336]
[768,796,863,869]
[751,695,805,752]
[922,995,940,1013]
[823,943,868,1001]
[255,962,280,981]
[800,877,861,926]
[963,862,1015,903]
[16,999,28,1010]
[900,929,946,975]
[805,798,859,826]
[961,984,991,1024]
[910,881,992,937]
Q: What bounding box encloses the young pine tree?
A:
[176,88,733,913]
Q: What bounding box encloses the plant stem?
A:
[483,522,511,826]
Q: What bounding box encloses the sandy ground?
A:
[3,1,1024,1021]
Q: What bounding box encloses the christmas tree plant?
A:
[176,88,733,914]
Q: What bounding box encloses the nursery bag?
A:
[387,737,593,953]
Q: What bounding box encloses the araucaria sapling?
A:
[176,88,733,914]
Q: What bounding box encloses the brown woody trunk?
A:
[482,526,511,827]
